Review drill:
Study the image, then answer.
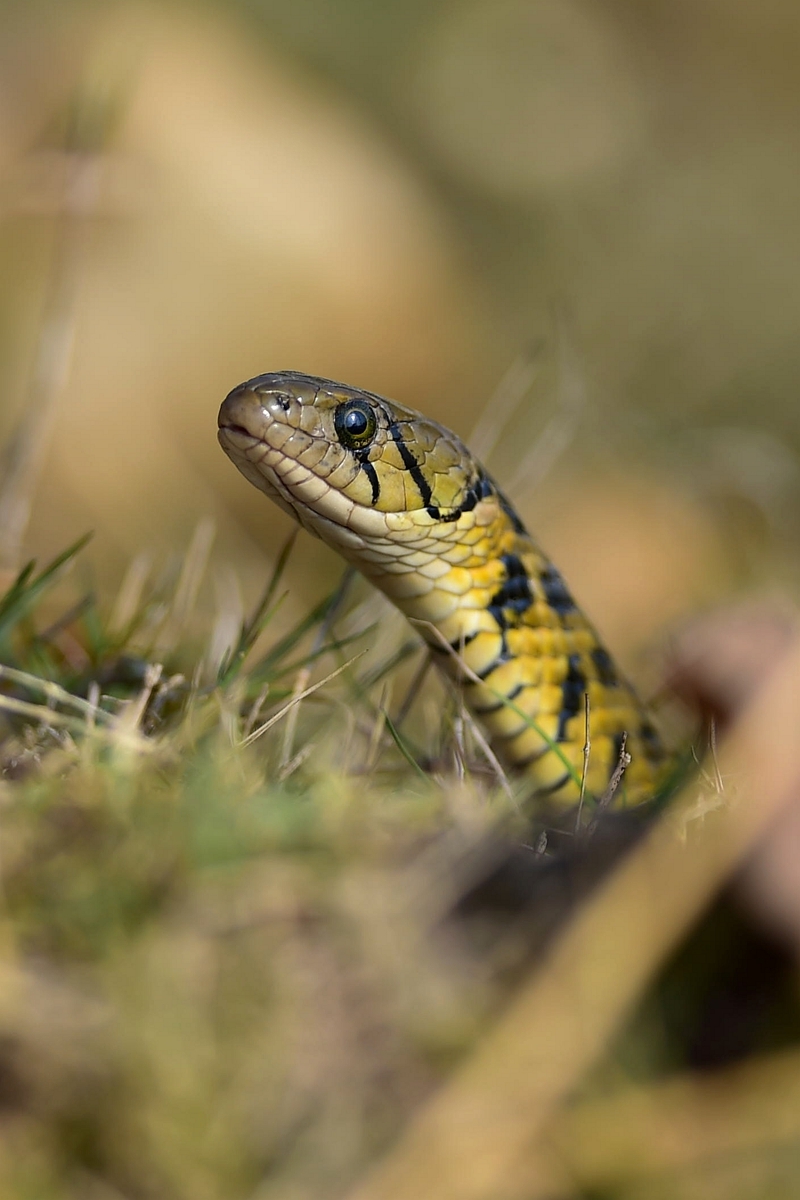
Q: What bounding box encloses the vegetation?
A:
[0,534,795,1199]
[0,533,525,1198]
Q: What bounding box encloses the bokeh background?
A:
[2,0,800,666]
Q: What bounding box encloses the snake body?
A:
[218,371,668,805]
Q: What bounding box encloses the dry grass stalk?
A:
[547,1045,800,1190]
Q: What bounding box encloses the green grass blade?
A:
[247,590,341,683]
[0,532,93,653]
[383,710,429,781]
[218,530,298,684]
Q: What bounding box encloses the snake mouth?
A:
[218,420,260,445]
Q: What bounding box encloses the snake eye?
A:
[334,400,377,449]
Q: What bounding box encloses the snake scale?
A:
[218,371,669,805]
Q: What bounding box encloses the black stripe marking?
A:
[357,455,381,506]
[515,744,550,769]
[429,631,478,656]
[497,488,526,534]
[451,631,478,652]
[487,553,535,631]
[640,719,662,756]
[387,420,434,511]
[418,470,495,524]
[461,472,493,512]
[536,771,571,797]
[474,641,512,682]
[439,471,494,522]
[475,681,526,716]
[556,653,586,742]
[540,565,577,616]
[591,646,617,687]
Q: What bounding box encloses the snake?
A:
[218,371,670,806]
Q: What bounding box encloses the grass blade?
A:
[218,529,298,684]
[0,532,93,652]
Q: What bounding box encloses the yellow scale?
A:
[218,371,671,805]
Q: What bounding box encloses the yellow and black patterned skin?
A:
[218,371,669,804]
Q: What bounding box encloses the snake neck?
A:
[346,489,668,806]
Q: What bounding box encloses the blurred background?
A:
[2,0,800,664]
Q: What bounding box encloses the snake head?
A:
[218,371,495,543]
